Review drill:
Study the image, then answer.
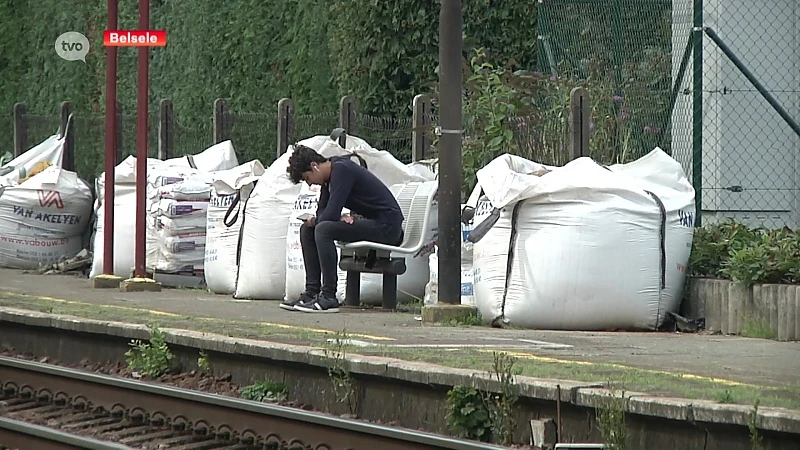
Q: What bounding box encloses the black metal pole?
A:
[704,27,800,139]
[692,0,703,227]
[437,0,463,305]
[658,35,693,149]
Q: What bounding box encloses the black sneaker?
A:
[280,291,316,311]
[294,293,340,313]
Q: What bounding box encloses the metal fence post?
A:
[158,99,173,160]
[213,98,228,144]
[412,94,432,162]
[59,101,75,171]
[116,101,124,163]
[569,87,590,160]
[338,95,356,147]
[13,102,27,157]
[692,0,703,227]
[277,98,294,157]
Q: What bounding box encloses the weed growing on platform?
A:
[484,351,519,445]
[596,389,628,450]
[125,324,177,378]
[323,328,358,416]
[717,389,735,403]
[197,350,211,373]
[446,385,492,442]
[240,379,288,403]
[749,399,764,450]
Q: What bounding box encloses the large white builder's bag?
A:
[0,166,93,269]
[89,143,239,279]
[472,148,695,330]
[204,160,265,294]
[233,134,429,300]
[0,134,66,182]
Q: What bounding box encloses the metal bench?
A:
[337,180,438,310]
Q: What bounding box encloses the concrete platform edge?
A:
[1,307,798,435]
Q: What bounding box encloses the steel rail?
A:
[0,356,508,450]
[0,416,133,450]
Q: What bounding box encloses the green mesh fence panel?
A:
[537,0,673,165]
[290,111,339,144]
[355,114,414,163]
[222,111,279,167]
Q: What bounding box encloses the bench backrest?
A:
[390,180,438,252]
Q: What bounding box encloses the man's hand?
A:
[305,216,316,227]
[341,214,355,225]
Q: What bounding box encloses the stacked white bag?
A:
[472,148,695,330]
[147,174,213,275]
[0,135,93,269]
[424,197,492,306]
[89,141,239,279]
[204,160,265,294]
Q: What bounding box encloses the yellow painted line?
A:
[480,349,764,388]
[0,291,395,341]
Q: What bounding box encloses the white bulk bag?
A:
[204,160,265,294]
[89,148,239,279]
[0,134,66,183]
[472,148,695,330]
[0,165,93,269]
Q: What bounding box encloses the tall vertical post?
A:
[158,99,173,160]
[338,95,356,148]
[13,103,27,157]
[692,0,703,227]
[213,98,227,144]
[569,87,590,160]
[277,98,294,158]
[436,0,463,305]
[103,0,118,276]
[59,102,75,171]
[412,94,432,162]
[134,0,150,278]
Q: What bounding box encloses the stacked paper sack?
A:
[147,174,213,276]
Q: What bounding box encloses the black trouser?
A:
[300,219,403,298]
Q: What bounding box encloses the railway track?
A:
[0,356,509,450]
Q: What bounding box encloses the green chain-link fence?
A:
[538,0,800,229]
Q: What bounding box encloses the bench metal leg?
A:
[345,270,361,307]
[381,273,398,310]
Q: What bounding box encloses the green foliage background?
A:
[1,0,537,122]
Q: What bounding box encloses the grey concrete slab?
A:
[0,269,798,387]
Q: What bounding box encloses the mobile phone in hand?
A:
[297,212,313,222]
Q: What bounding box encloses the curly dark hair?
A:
[286,144,327,184]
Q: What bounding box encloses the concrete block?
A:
[757,406,800,434]
[719,280,730,334]
[692,400,751,426]
[530,418,557,449]
[704,280,724,332]
[119,277,162,292]
[778,286,796,341]
[752,285,779,335]
[796,286,800,341]
[421,303,479,324]
[626,395,693,421]
[728,282,750,335]
[90,274,123,289]
[680,277,705,319]
[516,378,602,403]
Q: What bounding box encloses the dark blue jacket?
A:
[315,156,404,224]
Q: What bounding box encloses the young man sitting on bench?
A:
[281,145,405,313]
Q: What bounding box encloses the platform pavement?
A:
[0,268,798,393]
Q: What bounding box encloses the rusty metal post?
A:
[103,0,119,276]
[60,102,75,172]
[158,99,173,160]
[13,103,27,157]
[213,98,227,144]
[338,95,356,147]
[133,0,150,278]
[412,94,432,162]
[569,87,590,160]
[277,98,294,157]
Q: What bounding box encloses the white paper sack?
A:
[0,134,66,185]
[0,165,93,269]
[204,160,265,294]
[90,142,239,279]
[472,148,695,331]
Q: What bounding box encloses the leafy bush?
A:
[689,221,800,285]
